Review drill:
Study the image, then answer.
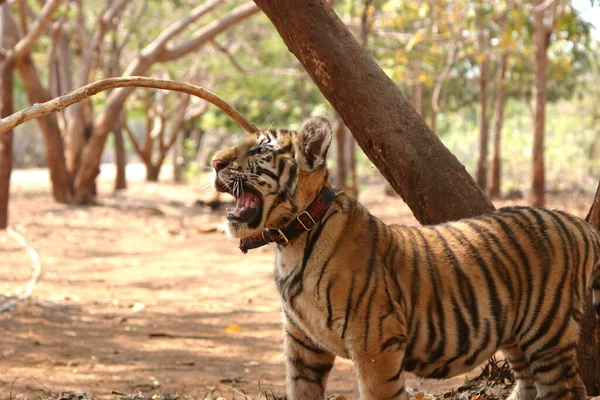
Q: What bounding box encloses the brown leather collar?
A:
[239,185,336,253]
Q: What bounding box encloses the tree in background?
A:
[0,0,61,228]
[73,1,260,204]
[531,0,562,207]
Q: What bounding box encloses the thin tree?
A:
[475,10,491,191]
[531,0,563,207]
[0,0,61,227]
[0,2,15,230]
[489,51,508,199]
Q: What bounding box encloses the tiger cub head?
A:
[212,116,332,239]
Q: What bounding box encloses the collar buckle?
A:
[297,211,316,231]
[262,228,289,245]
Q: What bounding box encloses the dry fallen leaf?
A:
[224,324,241,334]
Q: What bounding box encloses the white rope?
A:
[0,226,42,313]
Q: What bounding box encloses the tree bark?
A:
[0,58,14,229]
[113,111,127,191]
[253,0,494,224]
[581,182,600,394]
[145,163,161,182]
[15,54,72,203]
[489,53,507,200]
[531,0,549,208]
[172,131,184,183]
[476,55,490,191]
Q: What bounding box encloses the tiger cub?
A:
[212,116,600,400]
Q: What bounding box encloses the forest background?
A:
[4,0,599,209]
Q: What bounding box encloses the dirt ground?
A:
[0,167,596,399]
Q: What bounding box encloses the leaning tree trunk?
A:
[489,53,507,200]
[0,58,14,229]
[253,0,494,224]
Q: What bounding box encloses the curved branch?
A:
[13,0,61,59]
[0,76,258,134]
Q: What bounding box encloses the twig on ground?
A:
[148,332,211,340]
[0,76,259,134]
[0,226,42,314]
[9,377,19,400]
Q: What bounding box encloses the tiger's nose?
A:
[212,159,229,173]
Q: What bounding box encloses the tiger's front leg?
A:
[283,317,336,400]
[354,347,406,400]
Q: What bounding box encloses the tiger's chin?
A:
[224,220,262,239]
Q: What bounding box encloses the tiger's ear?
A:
[294,116,332,171]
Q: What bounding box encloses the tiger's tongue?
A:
[228,192,259,218]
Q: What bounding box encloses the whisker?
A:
[245,181,266,197]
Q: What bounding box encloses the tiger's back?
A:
[212,117,600,400]
[393,206,600,380]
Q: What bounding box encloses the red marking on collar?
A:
[239,185,336,253]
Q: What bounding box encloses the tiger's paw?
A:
[506,381,536,400]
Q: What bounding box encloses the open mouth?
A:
[226,186,263,226]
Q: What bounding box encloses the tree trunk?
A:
[581,182,600,394]
[146,162,161,182]
[0,58,14,229]
[333,112,347,189]
[113,111,127,191]
[172,131,184,183]
[476,55,490,191]
[253,0,494,224]
[15,54,72,202]
[531,1,548,208]
[489,53,507,200]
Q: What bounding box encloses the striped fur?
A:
[213,117,600,400]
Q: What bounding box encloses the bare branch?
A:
[184,102,208,121]
[140,0,226,60]
[532,0,555,12]
[117,0,148,54]
[431,43,457,113]
[14,0,61,59]
[0,76,258,134]
[17,0,27,35]
[163,95,190,152]
[122,116,147,163]
[157,2,260,63]
[211,39,247,74]
[80,0,129,86]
